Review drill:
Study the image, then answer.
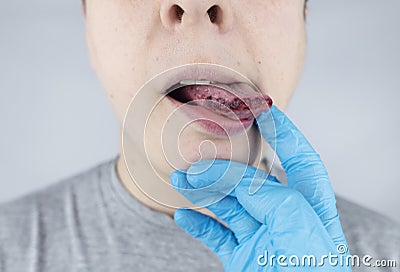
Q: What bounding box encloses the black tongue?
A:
[169,84,244,104]
[169,84,272,120]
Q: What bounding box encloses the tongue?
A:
[176,84,272,120]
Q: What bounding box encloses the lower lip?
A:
[166,96,255,136]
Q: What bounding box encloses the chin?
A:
[169,123,262,169]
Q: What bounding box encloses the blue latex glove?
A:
[170,105,352,271]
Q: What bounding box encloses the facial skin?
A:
[83,0,307,215]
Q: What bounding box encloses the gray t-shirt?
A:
[0,156,399,271]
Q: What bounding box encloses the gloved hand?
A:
[170,105,352,271]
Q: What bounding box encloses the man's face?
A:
[84,0,306,175]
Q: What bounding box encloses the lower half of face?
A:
[85,0,306,176]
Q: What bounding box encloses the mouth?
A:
[165,80,272,136]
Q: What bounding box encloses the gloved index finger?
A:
[256,105,330,191]
[256,105,348,248]
[256,105,317,172]
[256,105,329,195]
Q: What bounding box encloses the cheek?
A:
[267,30,306,108]
[242,5,306,108]
[86,1,155,122]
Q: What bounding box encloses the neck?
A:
[116,154,217,219]
[115,137,270,220]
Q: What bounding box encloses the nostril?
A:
[207,5,220,23]
[172,4,184,22]
[163,4,227,28]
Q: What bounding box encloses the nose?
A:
[160,0,233,33]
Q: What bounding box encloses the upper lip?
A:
[161,63,259,96]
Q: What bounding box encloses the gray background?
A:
[1,0,399,223]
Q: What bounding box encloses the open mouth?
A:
[168,83,272,120]
[165,80,272,136]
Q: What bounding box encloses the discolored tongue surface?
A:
[170,84,272,120]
